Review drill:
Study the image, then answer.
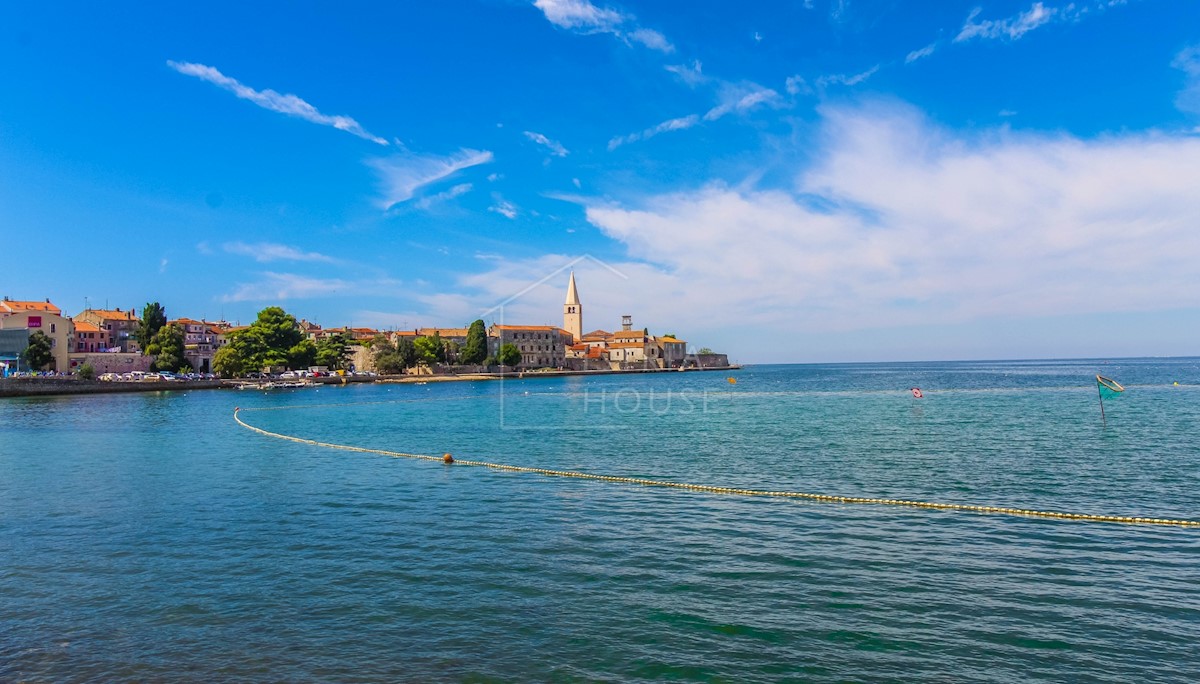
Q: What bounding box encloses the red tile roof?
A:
[1,299,62,315]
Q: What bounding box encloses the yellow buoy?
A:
[727,377,737,384]
[443,453,454,464]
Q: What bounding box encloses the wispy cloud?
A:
[415,183,474,210]
[608,83,780,150]
[367,149,493,210]
[1172,44,1200,117]
[532,0,673,52]
[785,75,813,96]
[220,271,402,302]
[523,130,569,157]
[608,114,700,150]
[223,241,337,263]
[665,60,706,87]
[703,84,782,121]
[489,196,519,219]
[816,65,880,89]
[905,43,937,64]
[955,3,1055,43]
[167,61,387,145]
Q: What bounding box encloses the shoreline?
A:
[0,365,742,398]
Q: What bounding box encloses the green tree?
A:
[77,363,96,381]
[137,302,167,351]
[395,337,417,369]
[147,323,187,372]
[413,335,443,365]
[460,319,488,364]
[698,347,714,355]
[22,330,53,370]
[315,333,350,370]
[288,339,317,370]
[498,343,522,368]
[229,307,305,371]
[213,345,246,378]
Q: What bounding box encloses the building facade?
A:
[0,298,74,371]
[488,325,573,368]
[74,308,140,353]
[563,271,582,342]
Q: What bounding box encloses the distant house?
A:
[169,318,223,373]
[488,324,573,368]
[0,297,74,371]
[72,320,111,353]
[74,308,140,353]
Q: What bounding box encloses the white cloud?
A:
[489,197,519,219]
[520,102,1200,359]
[628,28,673,52]
[665,60,705,87]
[532,0,673,52]
[608,84,779,150]
[222,241,336,263]
[905,43,937,64]
[367,149,493,210]
[703,84,782,121]
[955,3,1056,43]
[534,0,623,29]
[785,75,812,96]
[415,183,474,210]
[167,61,388,145]
[221,272,402,302]
[523,130,569,157]
[816,65,879,89]
[1172,44,1200,116]
[608,114,700,150]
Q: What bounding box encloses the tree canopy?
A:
[460,319,488,364]
[147,323,188,372]
[137,302,167,351]
[498,343,522,367]
[211,307,322,376]
[22,330,53,370]
[314,333,351,370]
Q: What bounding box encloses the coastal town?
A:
[0,273,730,382]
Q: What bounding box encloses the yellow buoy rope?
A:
[233,407,1199,528]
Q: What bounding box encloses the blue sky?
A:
[3,0,1199,362]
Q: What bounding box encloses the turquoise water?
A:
[3,359,1199,681]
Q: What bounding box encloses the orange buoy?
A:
[443,453,454,464]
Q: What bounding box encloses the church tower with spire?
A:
[563,271,582,342]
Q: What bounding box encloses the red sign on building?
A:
[28,316,42,328]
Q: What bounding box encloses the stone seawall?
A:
[0,378,228,398]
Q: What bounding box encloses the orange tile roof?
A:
[491,324,567,331]
[586,347,604,358]
[567,343,589,351]
[1,299,62,315]
[84,309,137,321]
[417,327,470,337]
[582,329,611,338]
[612,330,646,339]
[658,337,686,344]
[609,341,646,349]
[169,317,204,325]
[73,320,101,332]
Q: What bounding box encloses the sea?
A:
[2,358,1198,682]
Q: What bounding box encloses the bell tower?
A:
[563,271,582,342]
